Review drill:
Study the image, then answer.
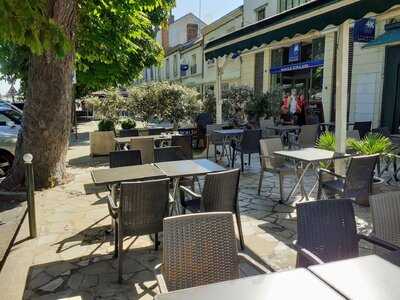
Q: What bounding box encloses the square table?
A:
[309,255,400,300]
[213,129,244,165]
[155,269,345,300]
[114,134,181,150]
[155,159,225,213]
[91,164,167,186]
[274,148,349,203]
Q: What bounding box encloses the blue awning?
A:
[364,23,400,48]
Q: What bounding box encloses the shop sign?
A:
[353,18,376,42]
[270,59,324,74]
[180,64,189,71]
[289,43,301,63]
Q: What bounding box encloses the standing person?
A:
[281,89,304,125]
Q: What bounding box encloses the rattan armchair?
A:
[370,192,400,256]
[119,129,139,137]
[171,135,193,159]
[288,124,319,149]
[109,150,142,168]
[206,124,224,160]
[155,212,268,293]
[317,154,379,205]
[179,169,244,249]
[107,178,171,283]
[154,146,185,163]
[353,121,372,139]
[231,129,262,171]
[295,199,400,268]
[260,118,279,139]
[130,138,155,164]
[258,138,296,202]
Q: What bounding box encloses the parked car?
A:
[0,106,23,177]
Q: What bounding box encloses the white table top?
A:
[309,255,400,300]
[155,269,344,300]
[274,148,349,163]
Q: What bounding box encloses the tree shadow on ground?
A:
[68,155,108,170]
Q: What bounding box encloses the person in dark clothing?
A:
[195,112,213,148]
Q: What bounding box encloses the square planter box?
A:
[90,131,115,156]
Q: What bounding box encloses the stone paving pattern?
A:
[0,121,398,299]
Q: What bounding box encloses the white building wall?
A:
[240,53,256,87]
[243,0,278,26]
[322,32,336,123]
[169,14,206,48]
[181,45,204,87]
[204,15,243,44]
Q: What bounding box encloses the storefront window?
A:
[312,38,325,60]
[279,0,311,13]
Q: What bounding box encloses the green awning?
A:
[364,25,400,48]
[205,0,400,60]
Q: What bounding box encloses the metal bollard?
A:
[23,153,37,238]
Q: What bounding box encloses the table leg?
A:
[170,177,181,215]
[282,161,312,204]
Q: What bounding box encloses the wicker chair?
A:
[347,130,360,139]
[260,118,279,139]
[119,129,139,137]
[295,199,400,268]
[107,178,171,283]
[231,129,262,171]
[172,135,193,159]
[154,146,185,163]
[353,121,372,139]
[179,169,244,249]
[258,138,296,202]
[148,128,165,136]
[372,126,391,138]
[370,192,400,255]
[155,212,268,293]
[317,154,379,206]
[289,124,319,149]
[109,150,142,168]
[130,138,154,164]
[206,124,224,161]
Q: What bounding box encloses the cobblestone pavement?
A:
[0,121,398,299]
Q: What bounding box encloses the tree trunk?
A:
[0,0,76,190]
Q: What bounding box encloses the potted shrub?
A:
[119,118,136,136]
[90,119,116,156]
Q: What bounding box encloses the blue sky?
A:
[173,0,243,24]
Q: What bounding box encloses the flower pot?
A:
[90,131,115,156]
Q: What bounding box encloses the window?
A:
[165,58,170,79]
[256,7,266,21]
[279,0,310,13]
[187,24,199,42]
[191,54,197,75]
[173,54,178,77]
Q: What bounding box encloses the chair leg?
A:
[258,171,264,195]
[214,144,217,162]
[154,232,159,251]
[206,142,210,159]
[235,212,245,250]
[241,153,244,172]
[118,223,123,283]
[231,148,236,168]
[278,173,284,202]
[248,154,251,166]
[317,177,323,200]
[114,221,118,258]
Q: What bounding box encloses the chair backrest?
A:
[353,121,372,139]
[119,178,170,235]
[196,112,213,134]
[201,169,240,212]
[109,150,142,168]
[296,199,359,267]
[154,146,185,162]
[259,118,275,136]
[171,135,193,159]
[344,154,379,205]
[347,130,360,139]
[162,212,240,291]
[206,124,224,144]
[370,191,400,248]
[130,138,154,164]
[119,129,139,137]
[240,129,262,153]
[259,138,285,170]
[148,128,165,136]
[298,124,320,148]
[372,127,391,138]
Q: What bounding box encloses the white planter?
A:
[90,131,115,156]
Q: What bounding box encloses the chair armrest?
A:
[154,264,169,294]
[319,168,346,180]
[107,195,119,219]
[292,241,324,265]
[358,234,400,251]
[179,185,201,199]
[168,194,175,204]
[238,253,270,274]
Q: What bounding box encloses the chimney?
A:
[161,25,169,50]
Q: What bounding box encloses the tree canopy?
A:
[0,0,175,97]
